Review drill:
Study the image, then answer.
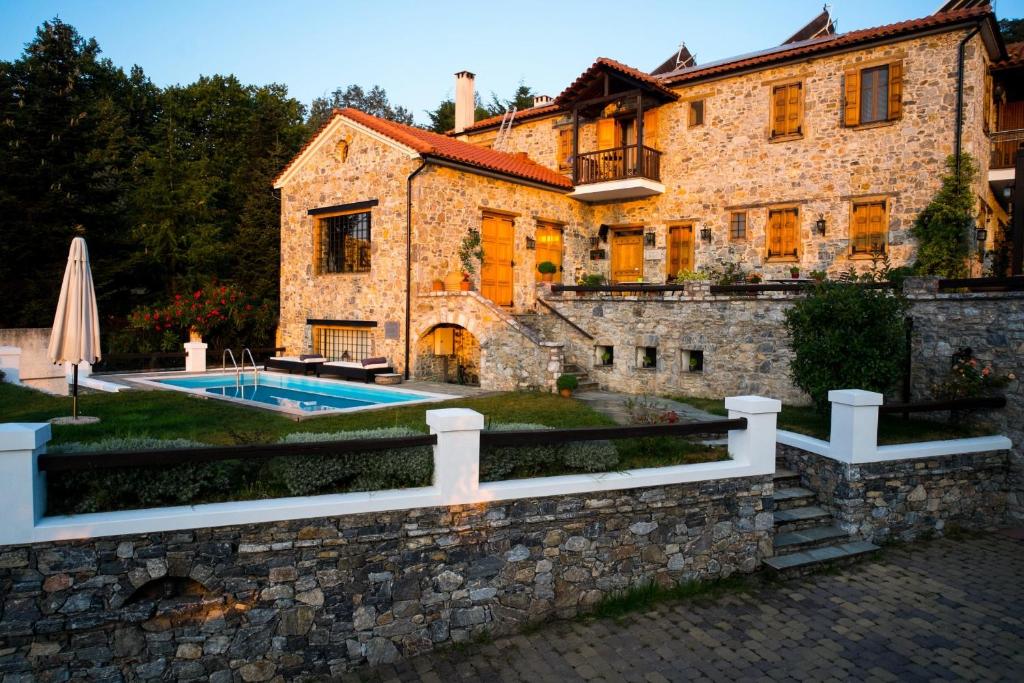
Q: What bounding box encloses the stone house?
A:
[273,4,1019,395]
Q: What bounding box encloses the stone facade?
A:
[0,477,772,680]
[778,445,1010,542]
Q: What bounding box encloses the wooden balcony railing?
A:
[574,145,661,185]
[991,128,1024,169]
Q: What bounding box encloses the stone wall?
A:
[0,477,772,680]
[778,445,1010,543]
[905,281,1024,521]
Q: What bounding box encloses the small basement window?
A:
[638,347,657,370]
[595,345,614,367]
[681,349,704,373]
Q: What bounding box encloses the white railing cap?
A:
[828,389,884,406]
[425,408,485,431]
[724,395,782,414]
[0,423,51,451]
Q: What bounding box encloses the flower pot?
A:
[431,279,444,292]
[459,280,471,291]
[791,273,799,279]
[541,272,554,283]
[559,388,573,398]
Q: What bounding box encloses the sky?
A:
[1,0,1022,126]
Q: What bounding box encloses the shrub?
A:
[273,428,432,496]
[673,269,707,282]
[577,273,606,286]
[459,227,484,276]
[912,153,977,277]
[556,374,579,391]
[480,423,618,481]
[784,282,908,412]
[47,437,236,514]
[932,353,1012,399]
[537,260,557,275]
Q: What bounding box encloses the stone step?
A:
[773,467,799,482]
[772,486,817,511]
[774,524,850,552]
[773,505,831,534]
[764,541,881,572]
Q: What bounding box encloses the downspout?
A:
[954,26,980,178]
[405,160,429,380]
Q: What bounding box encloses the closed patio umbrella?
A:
[48,237,101,420]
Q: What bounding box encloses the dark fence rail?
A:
[38,433,438,473]
[93,346,285,373]
[574,145,661,185]
[551,282,894,295]
[480,418,747,448]
[936,277,1024,292]
[879,395,1006,416]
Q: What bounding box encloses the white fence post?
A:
[0,346,22,384]
[184,342,208,373]
[426,408,484,505]
[828,389,883,463]
[725,395,781,474]
[0,423,50,546]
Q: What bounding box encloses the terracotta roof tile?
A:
[658,6,995,86]
[274,108,572,190]
[555,57,680,106]
[995,41,1024,69]
[459,103,563,134]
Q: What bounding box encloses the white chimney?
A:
[533,94,552,108]
[454,71,475,133]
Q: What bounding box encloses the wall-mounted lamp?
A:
[976,226,988,244]
[1003,185,1014,200]
[700,226,712,242]
[525,236,536,250]
[815,214,827,236]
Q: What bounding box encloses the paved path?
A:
[354,534,1024,682]
[573,391,721,426]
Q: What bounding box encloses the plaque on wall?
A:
[384,321,400,340]
[589,249,607,260]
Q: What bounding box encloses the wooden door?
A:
[611,229,644,283]
[535,223,563,281]
[767,208,799,259]
[481,213,514,306]
[667,224,694,276]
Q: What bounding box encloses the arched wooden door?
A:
[481,212,514,306]
[611,228,644,283]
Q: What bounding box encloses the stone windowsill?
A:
[768,133,803,144]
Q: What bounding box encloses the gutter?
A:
[954,26,981,178]
[405,160,429,380]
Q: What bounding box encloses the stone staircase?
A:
[766,466,880,573]
[513,313,597,391]
[561,362,598,392]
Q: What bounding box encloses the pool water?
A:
[150,372,445,415]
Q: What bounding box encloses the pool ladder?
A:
[221,348,259,398]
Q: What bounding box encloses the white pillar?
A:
[828,389,883,463]
[0,423,51,546]
[0,346,22,384]
[426,408,484,505]
[725,395,781,475]
[184,342,208,373]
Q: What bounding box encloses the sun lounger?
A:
[318,358,393,383]
[265,355,325,375]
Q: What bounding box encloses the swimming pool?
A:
[137,371,453,417]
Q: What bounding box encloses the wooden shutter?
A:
[597,118,616,150]
[851,201,887,254]
[667,225,693,276]
[768,209,799,258]
[481,213,514,306]
[844,68,860,127]
[983,74,992,133]
[772,84,803,137]
[535,222,563,280]
[772,86,787,137]
[642,109,659,149]
[557,128,572,170]
[887,60,903,121]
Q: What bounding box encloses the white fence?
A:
[0,395,782,546]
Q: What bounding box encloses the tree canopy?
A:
[999,18,1024,43]
[308,84,414,130]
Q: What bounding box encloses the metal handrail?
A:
[241,347,259,396]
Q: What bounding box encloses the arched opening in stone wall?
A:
[414,324,481,386]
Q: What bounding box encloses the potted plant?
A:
[537,260,557,283]
[556,373,579,397]
[747,272,763,284]
[459,272,471,291]
[431,278,445,292]
[600,349,612,365]
[809,269,827,283]
[790,266,801,279]
[641,352,656,369]
[459,227,484,288]
[577,273,605,296]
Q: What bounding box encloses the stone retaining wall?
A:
[778,445,1009,542]
[0,476,772,681]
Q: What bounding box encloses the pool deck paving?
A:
[353,533,1024,682]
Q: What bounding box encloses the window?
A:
[767,207,799,259]
[667,224,695,277]
[316,211,371,274]
[850,200,888,256]
[681,350,704,373]
[770,82,803,138]
[729,212,747,241]
[689,100,705,127]
[535,222,563,281]
[557,128,573,171]
[312,326,373,361]
[844,61,902,126]
[595,345,614,367]
[638,347,657,370]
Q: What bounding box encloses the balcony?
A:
[568,145,664,202]
[991,129,1024,170]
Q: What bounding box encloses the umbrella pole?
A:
[73,363,79,420]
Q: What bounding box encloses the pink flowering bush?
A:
[934,355,1011,400]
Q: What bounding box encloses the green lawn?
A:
[668,395,989,444]
[0,383,613,446]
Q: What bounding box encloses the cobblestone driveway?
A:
[354,534,1024,682]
